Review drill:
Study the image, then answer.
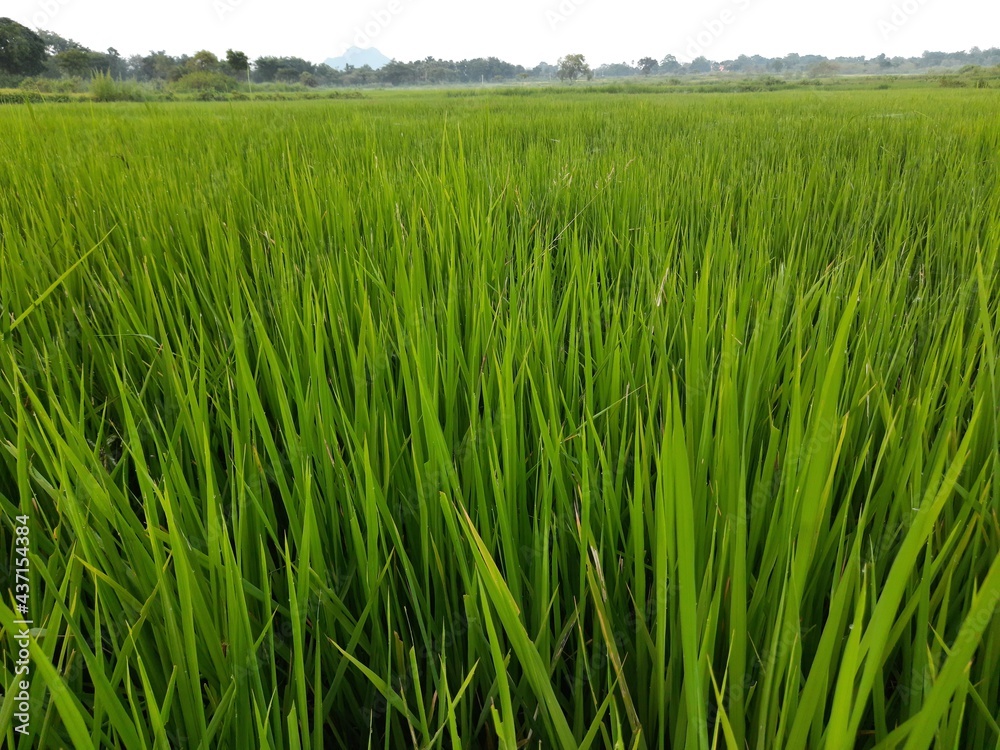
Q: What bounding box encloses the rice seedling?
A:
[0,88,997,748]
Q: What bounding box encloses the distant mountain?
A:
[325,47,391,71]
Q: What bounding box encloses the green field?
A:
[1,88,999,749]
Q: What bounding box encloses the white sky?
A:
[4,0,997,66]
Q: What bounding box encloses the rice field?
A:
[1,88,999,749]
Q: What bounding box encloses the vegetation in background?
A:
[3,66,1000,106]
[0,88,998,749]
[3,15,1000,90]
[557,53,594,82]
[0,17,47,78]
[89,72,147,102]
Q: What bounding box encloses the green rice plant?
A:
[0,88,997,749]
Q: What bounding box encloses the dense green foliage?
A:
[0,18,46,77]
[6,64,1000,106]
[5,21,1000,91]
[88,73,148,103]
[1,89,998,749]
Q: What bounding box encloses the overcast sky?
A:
[5,0,997,66]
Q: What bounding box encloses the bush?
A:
[20,76,82,93]
[171,71,237,94]
[939,76,967,88]
[90,73,147,102]
[0,90,43,104]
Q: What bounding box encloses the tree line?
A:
[3,15,999,92]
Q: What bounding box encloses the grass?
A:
[4,67,1000,107]
[0,88,998,749]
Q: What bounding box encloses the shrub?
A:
[19,76,82,93]
[171,71,237,94]
[0,90,42,104]
[90,72,147,102]
[196,90,226,101]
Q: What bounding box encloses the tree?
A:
[102,47,128,78]
[808,60,840,78]
[379,60,417,86]
[225,49,249,73]
[190,50,220,72]
[557,53,592,82]
[532,61,558,79]
[727,54,752,73]
[252,55,314,83]
[638,56,659,75]
[921,50,946,68]
[253,56,280,82]
[0,17,47,76]
[597,62,638,78]
[660,54,681,73]
[131,51,179,81]
[314,63,341,86]
[36,29,77,56]
[343,64,375,86]
[457,57,523,84]
[54,47,100,77]
[783,53,802,71]
[687,56,711,74]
